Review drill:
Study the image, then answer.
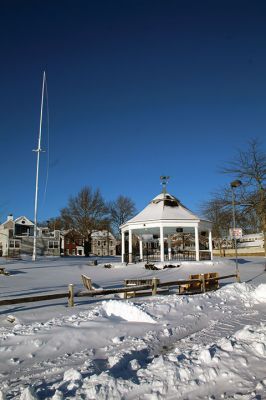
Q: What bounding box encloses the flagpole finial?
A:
[160,176,170,194]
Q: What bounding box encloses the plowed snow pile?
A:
[253,283,266,302]
[102,300,156,323]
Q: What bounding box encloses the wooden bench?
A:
[81,275,102,291]
[205,272,219,291]
[179,274,201,294]
[125,278,154,286]
[123,278,169,299]
[179,273,219,294]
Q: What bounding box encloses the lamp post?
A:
[230,180,242,282]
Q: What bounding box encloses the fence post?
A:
[201,274,206,293]
[152,277,159,296]
[68,284,74,307]
[236,271,241,283]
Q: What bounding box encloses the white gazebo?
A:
[120,192,213,263]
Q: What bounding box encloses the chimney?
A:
[7,214,13,221]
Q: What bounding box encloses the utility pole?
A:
[230,180,242,282]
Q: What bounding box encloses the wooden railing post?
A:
[152,277,159,296]
[236,271,241,283]
[68,284,74,307]
[201,274,206,293]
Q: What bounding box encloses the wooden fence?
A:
[0,292,69,307]
[0,273,239,308]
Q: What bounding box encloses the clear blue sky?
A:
[1,0,266,222]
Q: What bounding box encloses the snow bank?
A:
[72,322,266,399]
[63,368,82,382]
[134,323,266,398]
[253,283,266,302]
[1,257,266,399]
[20,387,38,400]
[102,300,156,323]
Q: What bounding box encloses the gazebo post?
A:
[167,235,172,261]
[208,229,213,260]
[128,229,133,263]
[139,237,143,261]
[160,226,164,262]
[121,230,125,263]
[195,226,200,261]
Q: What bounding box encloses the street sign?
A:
[229,228,243,239]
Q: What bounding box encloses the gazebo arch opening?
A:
[120,192,213,263]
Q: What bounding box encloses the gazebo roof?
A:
[124,192,201,225]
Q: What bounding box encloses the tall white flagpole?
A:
[32,71,46,261]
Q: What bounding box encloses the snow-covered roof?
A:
[123,192,201,225]
[14,216,34,226]
[91,230,114,239]
[0,216,34,228]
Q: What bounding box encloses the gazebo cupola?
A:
[120,186,213,264]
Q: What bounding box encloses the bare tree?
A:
[60,187,108,255]
[109,195,136,235]
[45,217,64,231]
[200,197,232,255]
[221,139,266,256]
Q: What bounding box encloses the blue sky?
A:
[1,0,266,222]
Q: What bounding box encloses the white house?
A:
[0,215,60,257]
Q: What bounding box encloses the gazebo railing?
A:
[171,250,212,261]
[171,251,196,261]
[199,250,212,260]
[124,249,212,263]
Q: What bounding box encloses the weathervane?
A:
[160,176,170,194]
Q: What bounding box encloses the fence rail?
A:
[0,292,69,307]
[0,273,238,308]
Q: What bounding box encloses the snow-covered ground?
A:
[0,256,266,399]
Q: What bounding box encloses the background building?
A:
[91,230,117,256]
[60,230,85,256]
[0,215,60,257]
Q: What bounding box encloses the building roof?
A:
[0,215,34,229]
[91,230,115,239]
[123,192,202,225]
[14,216,34,226]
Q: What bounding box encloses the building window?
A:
[72,249,76,255]
[110,241,113,246]
[110,250,113,255]
[104,241,106,246]
[98,241,100,246]
[9,240,20,248]
[49,241,59,249]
